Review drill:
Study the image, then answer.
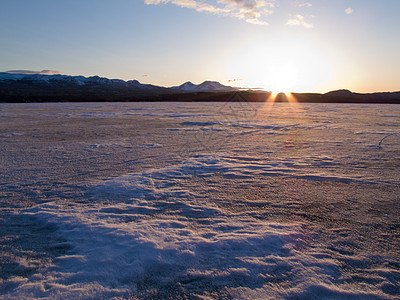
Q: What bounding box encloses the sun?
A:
[259,64,300,104]
[265,63,299,94]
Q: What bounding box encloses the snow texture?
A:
[0,102,399,299]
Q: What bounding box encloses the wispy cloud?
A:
[144,0,275,25]
[227,78,243,82]
[5,70,62,75]
[345,7,353,14]
[295,1,312,8]
[286,14,313,28]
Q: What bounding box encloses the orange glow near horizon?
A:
[266,92,298,103]
[262,92,300,114]
[226,33,342,93]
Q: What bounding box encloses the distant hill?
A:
[322,89,400,102]
[0,72,399,103]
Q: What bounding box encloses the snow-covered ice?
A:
[0,102,399,299]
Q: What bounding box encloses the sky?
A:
[0,0,399,93]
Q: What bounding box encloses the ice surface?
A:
[0,102,399,299]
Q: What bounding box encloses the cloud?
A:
[142,74,149,77]
[296,1,312,8]
[144,0,275,25]
[227,78,243,82]
[5,70,62,75]
[345,7,353,14]
[286,14,313,28]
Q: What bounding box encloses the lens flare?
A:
[261,92,300,115]
[265,92,298,105]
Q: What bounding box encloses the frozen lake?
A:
[0,101,399,299]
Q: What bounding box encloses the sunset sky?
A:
[1,0,399,93]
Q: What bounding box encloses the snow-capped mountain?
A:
[0,73,237,92]
[0,72,241,102]
[171,81,237,92]
[0,72,165,90]
[173,81,197,91]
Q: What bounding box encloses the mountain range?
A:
[0,72,399,103]
[0,72,235,92]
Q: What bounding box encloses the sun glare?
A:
[227,33,337,93]
[267,92,298,103]
[265,64,299,94]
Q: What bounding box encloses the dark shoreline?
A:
[1,90,400,104]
